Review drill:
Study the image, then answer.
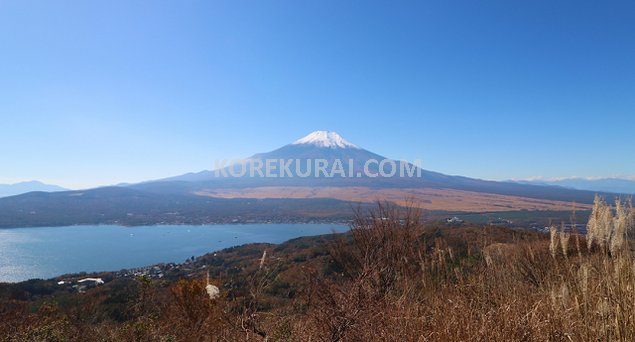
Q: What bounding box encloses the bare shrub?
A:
[166,277,227,340]
[328,201,423,296]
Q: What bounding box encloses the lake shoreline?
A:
[0,223,349,282]
[0,219,352,230]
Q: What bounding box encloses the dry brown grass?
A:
[297,199,635,341]
[4,200,635,341]
[195,186,588,212]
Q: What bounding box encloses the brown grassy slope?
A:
[195,186,590,212]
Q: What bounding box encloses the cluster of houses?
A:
[532,223,587,234]
[56,277,105,293]
[446,217,464,224]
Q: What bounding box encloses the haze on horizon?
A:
[1,0,633,189]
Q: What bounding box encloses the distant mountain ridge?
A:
[514,178,635,195]
[0,181,67,198]
[0,187,357,228]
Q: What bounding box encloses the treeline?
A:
[0,187,357,227]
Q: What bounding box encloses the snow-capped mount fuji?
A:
[248,131,385,169]
[131,130,607,206]
[292,131,359,149]
[161,131,392,183]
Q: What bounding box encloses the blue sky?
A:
[1,0,634,189]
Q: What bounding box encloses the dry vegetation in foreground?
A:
[1,197,634,341]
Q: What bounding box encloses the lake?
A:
[0,224,348,283]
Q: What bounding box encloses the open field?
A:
[195,186,591,212]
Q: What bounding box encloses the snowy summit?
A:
[292,131,359,149]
